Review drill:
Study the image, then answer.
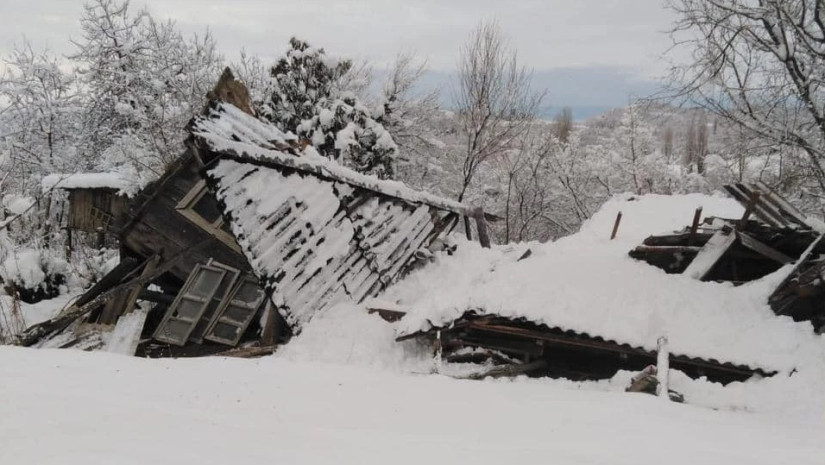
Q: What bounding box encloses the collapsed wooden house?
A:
[19,73,485,356]
[630,182,825,333]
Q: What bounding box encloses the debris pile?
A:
[630,182,825,333]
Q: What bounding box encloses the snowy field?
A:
[1,346,824,465]
[3,192,825,464]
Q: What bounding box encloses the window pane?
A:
[222,305,250,323]
[189,271,237,342]
[189,268,224,298]
[192,193,222,224]
[157,319,190,342]
[233,282,264,305]
[174,298,204,320]
[211,322,239,341]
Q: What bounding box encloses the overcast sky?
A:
[0,0,679,118]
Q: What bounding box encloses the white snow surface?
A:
[1,345,823,465]
[384,193,824,372]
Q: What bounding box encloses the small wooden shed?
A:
[42,173,131,248]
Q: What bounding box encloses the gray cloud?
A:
[0,0,676,111]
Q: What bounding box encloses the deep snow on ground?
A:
[3,193,825,464]
[384,193,824,373]
[1,346,824,465]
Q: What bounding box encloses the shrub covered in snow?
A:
[0,248,69,303]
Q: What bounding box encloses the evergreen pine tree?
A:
[261,38,397,179]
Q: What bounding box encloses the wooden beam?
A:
[473,207,491,248]
[260,300,277,346]
[736,231,793,264]
[367,307,407,323]
[737,190,761,229]
[610,212,622,240]
[630,245,702,254]
[688,207,703,246]
[137,289,175,305]
[212,345,276,358]
[75,257,141,308]
[463,215,473,241]
[682,229,736,280]
[460,360,548,380]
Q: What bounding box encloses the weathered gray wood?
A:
[460,360,548,380]
[736,231,794,264]
[631,245,702,254]
[768,233,825,310]
[76,256,141,308]
[367,307,406,322]
[212,345,275,358]
[473,207,491,248]
[610,211,622,240]
[688,207,703,246]
[683,230,736,280]
[16,245,197,347]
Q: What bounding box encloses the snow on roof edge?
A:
[41,173,133,196]
[190,103,470,215]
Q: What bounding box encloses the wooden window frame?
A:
[176,180,241,252]
[153,262,228,346]
[204,275,267,346]
[187,261,241,344]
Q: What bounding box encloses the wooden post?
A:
[473,207,491,249]
[687,207,703,246]
[610,212,623,240]
[261,300,278,346]
[738,191,761,229]
[657,336,669,400]
[463,215,473,241]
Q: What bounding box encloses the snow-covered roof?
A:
[190,102,469,215]
[381,193,823,373]
[42,173,132,195]
[206,158,451,331]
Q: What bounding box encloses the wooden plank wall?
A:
[120,156,251,285]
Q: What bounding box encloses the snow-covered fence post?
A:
[657,336,669,400]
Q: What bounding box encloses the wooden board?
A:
[682,230,737,280]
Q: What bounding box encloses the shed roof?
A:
[42,173,132,196]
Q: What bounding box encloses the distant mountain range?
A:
[373,65,663,121]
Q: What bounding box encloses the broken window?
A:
[176,180,241,252]
[204,277,267,346]
[154,261,267,347]
[188,261,241,343]
[153,263,228,346]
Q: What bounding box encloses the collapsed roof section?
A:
[189,102,468,332]
[630,183,825,333]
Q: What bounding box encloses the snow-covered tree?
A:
[72,0,222,176]
[261,37,397,179]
